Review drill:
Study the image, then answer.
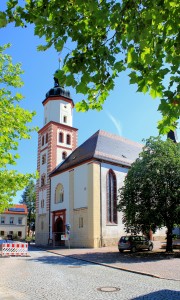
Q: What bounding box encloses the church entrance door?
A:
[54,217,65,246]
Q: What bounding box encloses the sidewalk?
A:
[44,241,180,281]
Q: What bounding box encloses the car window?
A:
[120,237,129,242]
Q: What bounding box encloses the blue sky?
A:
[1,9,179,203]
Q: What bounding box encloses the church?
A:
[35,75,163,248]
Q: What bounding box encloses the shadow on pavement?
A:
[132,289,180,300]
[28,254,91,266]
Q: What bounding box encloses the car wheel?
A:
[148,245,153,251]
[131,246,136,253]
[119,249,124,253]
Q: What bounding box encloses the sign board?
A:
[61,235,68,241]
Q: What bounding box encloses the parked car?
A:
[118,235,153,253]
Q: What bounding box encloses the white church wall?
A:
[101,163,128,245]
[51,172,70,213]
[74,165,88,209]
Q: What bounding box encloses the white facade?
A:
[0,210,27,240]
[101,163,128,244]
[44,99,72,126]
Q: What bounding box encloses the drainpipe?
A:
[48,177,51,243]
[100,162,103,247]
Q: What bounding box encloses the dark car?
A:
[118,235,153,253]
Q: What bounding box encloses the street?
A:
[0,247,180,300]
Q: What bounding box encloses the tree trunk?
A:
[166,226,173,252]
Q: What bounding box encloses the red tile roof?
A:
[4,204,28,215]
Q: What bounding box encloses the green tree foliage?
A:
[118,137,180,252]
[0,44,36,213]
[20,180,36,236]
[1,0,180,133]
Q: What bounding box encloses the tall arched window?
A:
[59,132,64,143]
[66,134,71,145]
[55,184,64,203]
[107,169,117,224]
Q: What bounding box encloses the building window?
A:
[10,217,14,224]
[18,231,22,237]
[63,116,67,123]
[1,217,5,224]
[41,199,44,208]
[59,132,64,143]
[41,221,44,230]
[1,231,4,236]
[66,134,71,145]
[62,151,67,160]
[79,217,83,228]
[55,184,64,203]
[41,174,46,187]
[107,169,117,224]
[42,154,46,164]
[42,135,44,146]
[46,133,48,143]
[18,218,23,225]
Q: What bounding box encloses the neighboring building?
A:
[35,74,166,247]
[0,204,28,240]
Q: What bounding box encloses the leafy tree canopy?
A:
[1,0,180,133]
[20,179,36,235]
[0,44,37,213]
[118,137,180,252]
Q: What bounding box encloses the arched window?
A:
[107,169,117,224]
[55,184,64,203]
[41,174,46,187]
[42,154,46,165]
[46,133,48,143]
[41,199,44,208]
[59,132,64,143]
[62,151,67,160]
[66,134,71,145]
[42,136,44,146]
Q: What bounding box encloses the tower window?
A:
[42,136,44,146]
[42,154,46,165]
[41,199,45,208]
[63,116,67,123]
[62,152,67,160]
[46,133,48,143]
[41,174,46,187]
[59,132,64,143]
[66,134,71,145]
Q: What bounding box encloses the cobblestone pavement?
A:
[46,241,180,281]
[0,246,180,300]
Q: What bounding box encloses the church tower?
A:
[36,73,78,245]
